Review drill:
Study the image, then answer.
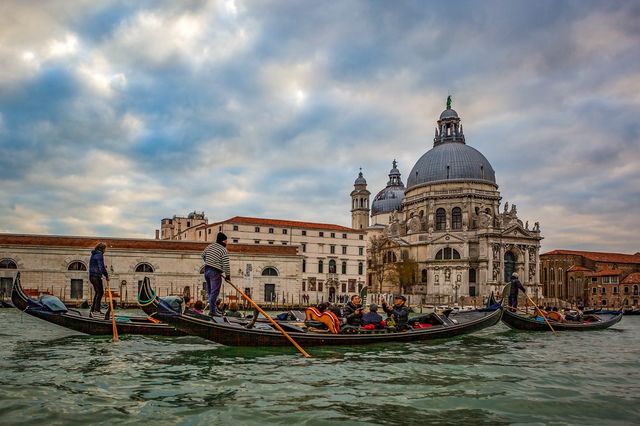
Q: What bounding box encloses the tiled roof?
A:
[567,265,592,272]
[541,249,640,264]
[0,234,298,256]
[622,272,640,284]
[210,216,362,233]
[591,267,624,277]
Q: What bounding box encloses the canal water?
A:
[0,309,638,425]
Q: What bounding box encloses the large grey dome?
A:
[406,142,496,188]
[371,160,406,216]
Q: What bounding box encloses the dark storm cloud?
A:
[0,0,638,252]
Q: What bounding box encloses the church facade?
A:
[356,99,543,304]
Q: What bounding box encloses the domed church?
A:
[354,98,543,304]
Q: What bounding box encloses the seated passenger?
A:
[548,307,565,322]
[225,302,243,318]
[382,295,410,330]
[193,300,205,314]
[343,295,364,326]
[361,303,385,329]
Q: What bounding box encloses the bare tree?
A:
[368,234,392,293]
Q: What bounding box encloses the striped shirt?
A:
[202,242,230,278]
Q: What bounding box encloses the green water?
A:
[0,309,639,425]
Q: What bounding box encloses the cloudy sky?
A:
[0,0,638,253]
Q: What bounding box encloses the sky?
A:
[0,0,639,253]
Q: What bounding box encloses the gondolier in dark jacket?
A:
[343,295,363,326]
[89,242,109,317]
[202,232,230,316]
[508,272,526,311]
[382,295,410,330]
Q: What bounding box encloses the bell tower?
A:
[351,169,370,229]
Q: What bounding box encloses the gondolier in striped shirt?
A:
[202,232,230,316]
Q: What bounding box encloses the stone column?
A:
[487,242,494,284]
[524,246,530,286]
[499,244,505,284]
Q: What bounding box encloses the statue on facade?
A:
[525,221,529,230]
[510,204,517,216]
[445,268,451,281]
[533,221,540,232]
[503,202,509,214]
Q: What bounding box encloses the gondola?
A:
[501,307,623,332]
[150,294,503,348]
[11,273,182,336]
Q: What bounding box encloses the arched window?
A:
[318,260,324,273]
[451,207,462,230]
[358,262,363,275]
[0,259,17,269]
[262,267,278,276]
[341,261,347,274]
[67,261,87,271]
[328,260,337,274]
[543,268,548,283]
[435,248,461,260]
[550,268,555,284]
[421,269,428,282]
[435,208,446,231]
[135,263,154,273]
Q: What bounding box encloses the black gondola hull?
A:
[11,273,182,336]
[155,307,503,347]
[501,308,622,331]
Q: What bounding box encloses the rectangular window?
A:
[319,232,324,237]
[592,277,597,282]
[359,235,363,240]
[359,247,364,256]
[268,241,274,245]
[342,246,347,255]
[341,283,346,292]
[282,242,287,245]
[611,276,618,284]
[208,229,211,234]
[358,262,363,275]
[283,229,288,234]
[330,245,336,254]
[318,261,324,273]
[348,281,355,292]
[302,230,307,236]
[301,243,306,253]
[255,227,260,233]
[302,259,306,273]
[70,279,83,299]
[254,240,260,244]
[341,262,347,274]
[269,228,274,234]
[233,239,239,244]
[233,225,239,231]
[302,281,306,291]
[198,231,202,237]
[219,226,222,231]
[342,233,347,239]
[318,282,323,292]
[330,232,335,238]
[603,276,610,284]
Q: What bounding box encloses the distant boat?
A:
[501,308,622,332]
[11,273,182,336]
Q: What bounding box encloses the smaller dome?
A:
[439,108,459,120]
[354,171,367,185]
[371,186,405,216]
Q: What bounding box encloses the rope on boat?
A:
[138,288,157,306]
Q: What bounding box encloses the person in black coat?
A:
[88,242,109,317]
[508,272,526,310]
[343,295,363,326]
[382,295,410,330]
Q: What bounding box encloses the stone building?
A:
[159,216,367,304]
[0,234,300,305]
[364,99,543,304]
[540,249,640,307]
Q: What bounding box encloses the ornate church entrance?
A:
[504,252,516,282]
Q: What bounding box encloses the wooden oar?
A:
[525,293,557,336]
[224,278,310,358]
[104,278,119,342]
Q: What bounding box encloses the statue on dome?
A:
[446,95,452,109]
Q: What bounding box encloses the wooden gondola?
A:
[501,307,623,332]
[11,273,182,336]
[149,293,503,347]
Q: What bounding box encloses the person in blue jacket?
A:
[89,242,109,317]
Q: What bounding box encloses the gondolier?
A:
[508,272,526,311]
[89,242,109,317]
[202,232,230,316]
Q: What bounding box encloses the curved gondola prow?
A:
[137,277,158,316]
[11,272,32,311]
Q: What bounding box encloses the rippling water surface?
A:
[1,309,639,425]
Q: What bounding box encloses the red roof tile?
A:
[0,234,298,256]
[541,249,640,264]
[622,272,640,284]
[210,216,362,233]
[567,265,592,272]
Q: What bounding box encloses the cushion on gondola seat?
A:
[39,295,68,313]
[414,323,433,329]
